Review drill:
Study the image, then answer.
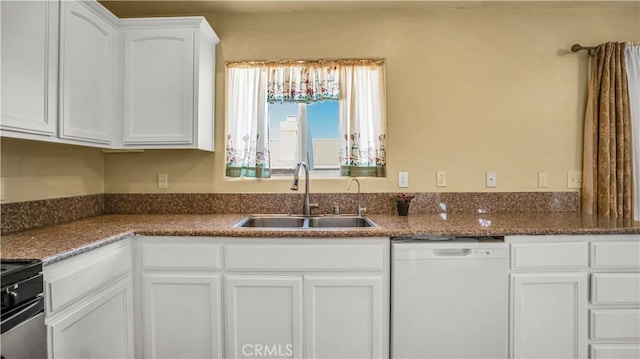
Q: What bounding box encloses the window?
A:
[269,101,340,176]
[225,60,385,178]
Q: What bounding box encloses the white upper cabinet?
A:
[59,1,118,145]
[120,18,218,151]
[1,0,218,151]
[1,0,58,138]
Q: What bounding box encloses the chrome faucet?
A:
[291,161,318,215]
[347,178,365,216]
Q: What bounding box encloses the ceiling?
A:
[99,0,640,17]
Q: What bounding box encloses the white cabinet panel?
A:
[1,0,58,137]
[591,241,640,269]
[225,276,302,359]
[48,279,134,359]
[590,344,640,359]
[304,276,386,359]
[142,243,221,270]
[591,273,640,305]
[225,243,385,271]
[142,274,222,359]
[120,18,218,151]
[590,309,640,340]
[511,273,588,359]
[123,29,194,145]
[511,242,588,270]
[45,239,131,314]
[59,0,116,144]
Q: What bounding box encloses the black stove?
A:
[0,259,46,359]
[1,259,43,313]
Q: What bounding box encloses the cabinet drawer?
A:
[511,242,588,269]
[591,242,640,269]
[46,241,131,313]
[590,309,640,340]
[142,244,221,270]
[592,273,640,305]
[225,244,385,271]
[590,344,640,359]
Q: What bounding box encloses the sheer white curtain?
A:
[225,67,270,177]
[339,64,386,176]
[625,43,640,221]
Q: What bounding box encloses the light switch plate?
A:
[567,171,582,189]
[398,171,409,188]
[436,171,447,187]
[157,173,168,189]
[486,171,497,188]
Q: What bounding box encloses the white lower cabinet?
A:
[589,238,640,358]
[225,276,303,359]
[223,238,389,359]
[44,238,134,359]
[510,272,588,359]
[48,279,133,358]
[142,274,222,359]
[304,276,384,359]
[136,237,223,359]
[508,234,640,359]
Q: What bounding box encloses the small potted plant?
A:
[392,193,414,216]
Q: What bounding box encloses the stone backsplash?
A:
[1,192,579,235]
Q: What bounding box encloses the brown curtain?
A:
[582,42,634,220]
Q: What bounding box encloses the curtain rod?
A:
[571,43,596,54]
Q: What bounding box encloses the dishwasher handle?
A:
[432,248,472,257]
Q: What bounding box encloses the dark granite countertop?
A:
[1,213,639,265]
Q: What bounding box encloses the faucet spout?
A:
[347,178,363,216]
[291,161,315,215]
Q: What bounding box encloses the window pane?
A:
[268,101,340,177]
[307,101,340,176]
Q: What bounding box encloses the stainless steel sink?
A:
[234,216,305,228]
[234,215,377,229]
[307,216,376,228]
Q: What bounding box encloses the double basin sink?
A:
[234,215,377,229]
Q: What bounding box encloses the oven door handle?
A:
[0,297,44,334]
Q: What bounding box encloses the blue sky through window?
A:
[268,101,339,139]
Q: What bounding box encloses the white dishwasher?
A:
[392,237,509,359]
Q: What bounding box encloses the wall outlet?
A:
[567,171,582,189]
[398,171,409,188]
[538,171,549,188]
[436,171,447,187]
[486,171,497,188]
[157,173,168,189]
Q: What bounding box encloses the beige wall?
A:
[106,5,639,193]
[6,5,637,198]
[1,138,104,203]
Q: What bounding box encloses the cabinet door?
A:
[142,274,222,359]
[1,0,58,136]
[304,276,387,359]
[122,29,194,145]
[225,276,302,359]
[511,273,588,359]
[59,0,115,144]
[48,279,134,359]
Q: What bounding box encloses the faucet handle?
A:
[310,202,319,209]
[359,206,367,215]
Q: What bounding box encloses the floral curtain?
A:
[339,63,387,177]
[226,59,386,178]
[581,42,634,220]
[225,67,271,178]
[267,65,339,103]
